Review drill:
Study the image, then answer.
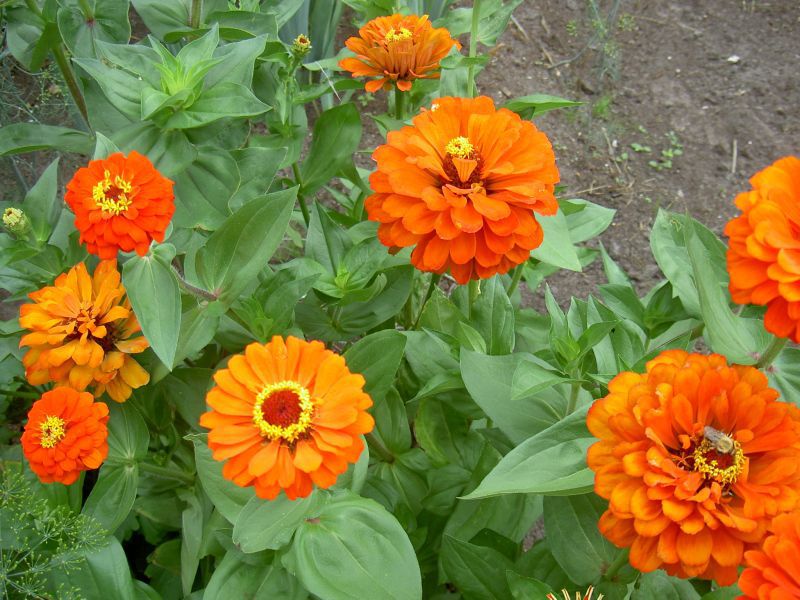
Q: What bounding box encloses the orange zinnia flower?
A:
[365,96,559,283]
[587,350,800,585]
[739,511,800,599]
[21,387,109,485]
[339,14,460,92]
[65,151,175,259]
[725,156,800,342]
[200,336,374,501]
[19,260,150,403]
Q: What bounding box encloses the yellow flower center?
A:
[445,136,475,159]
[39,415,66,449]
[385,27,412,43]
[252,381,314,443]
[692,437,745,485]
[93,169,133,215]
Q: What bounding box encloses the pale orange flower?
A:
[739,511,800,599]
[339,14,460,92]
[65,151,175,259]
[365,96,559,283]
[725,156,800,342]
[21,387,109,485]
[587,350,800,585]
[200,336,374,500]
[19,260,150,402]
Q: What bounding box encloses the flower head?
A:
[546,586,604,600]
[21,387,109,484]
[65,151,175,259]
[725,156,800,342]
[365,96,559,283]
[200,336,374,500]
[3,207,30,236]
[587,350,800,585]
[292,34,312,56]
[739,511,800,598]
[19,260,150,402]
[339,14,460,92]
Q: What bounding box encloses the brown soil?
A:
[479,0,800,301]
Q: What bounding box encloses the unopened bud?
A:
[292,34,312,57]
[3,207,30,236]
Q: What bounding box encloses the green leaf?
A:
[343,330,406,402]
[122,250,182,368]
[57,0,131,58]
[229,146,286,210]
[632,570,702,599]
[465,406,594,498]
[685,220,769,364]
[173,147,239,229]
[192,436,253,524]
[105,400,149,463]
[5,5,60,71]
[563,198,615,243]
[82,463,138,532]
[530,209,582,271]
[74,57,145,118]
[283,492,421,600]
[507,572,552,599]
[165,83,270,129]
[233,491,327,553]
[207,34,268,88]
[204,550,306,600]
[0,123,93,156]
[371,387,412,455]
[172,304,220,368]
[22,158,60,243]
[543,494,618,585]
[300,103,362,195]
[770,348,800,408]
[460,349,567,443]
[504,94,581,119]
[195,188,296,303]
[50,535,139,600]
[472,276,515,354]
[111,122,196,177]
[414,397,469,466]
[130,0,189,39]
[440,535,514,600]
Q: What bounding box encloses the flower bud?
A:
[292,34,312,57]
[3,207,30,236]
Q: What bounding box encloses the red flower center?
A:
[261,389,303,427]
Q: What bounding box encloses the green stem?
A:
[467,0,482,97]
[366,432,393,463]
[757,336,788,369]
[0,388,40,399]
[394,88,406,119]
[291,163,310,226]
[566,378,581,415]
[412,273,441,330]
[77,0,93,18]
[468,279,480,319]
[190,0,203,28]
[138,462,194,485]
[506,265,524,297]
[603,548,630,581]
[171,262,217,302]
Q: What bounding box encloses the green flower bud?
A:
[292,35,312,57]
[3,207,30,236]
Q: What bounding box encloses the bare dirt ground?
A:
[480,0,800,300]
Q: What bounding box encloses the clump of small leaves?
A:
[0,468,105,599]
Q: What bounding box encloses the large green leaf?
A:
[440,535,514,600]
[192,437,253,523]
[204,550,306,600]
[105,400,149,463]
[461,349,567,443]
[22,158,61,243]
[530,209,582,271]
[49,536,139,600]
[0,124,94,156]
[195,188,296,303]
[300,102,362,196]
[5,5,60,71]
[503,94,581,119]
[232,491,327,553]
[165,83,270,129]
[82,463,138,532]
[122,247,182,368]
[57,0,131,58]
[472,276,515,354]
[283,492,421,600]
[343,330,407,402]
[632,570,701,599]
[543,494,618,585]
[465,406,594,498]
[73,57,145,119]
[172,147,239,229]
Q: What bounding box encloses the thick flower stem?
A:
[468,279,480,319]
[506,265,524,297]
[394,88,407,120]
[603,548,630,581]
[190,0,203,29]
[467,0,482,97]
[291,163,311,226]
[24,0,90,130]
[566,378,581,415]
[171,262,218,302]
[138,461,194,485]
[757,336,788,369]
[366,432,394,463]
